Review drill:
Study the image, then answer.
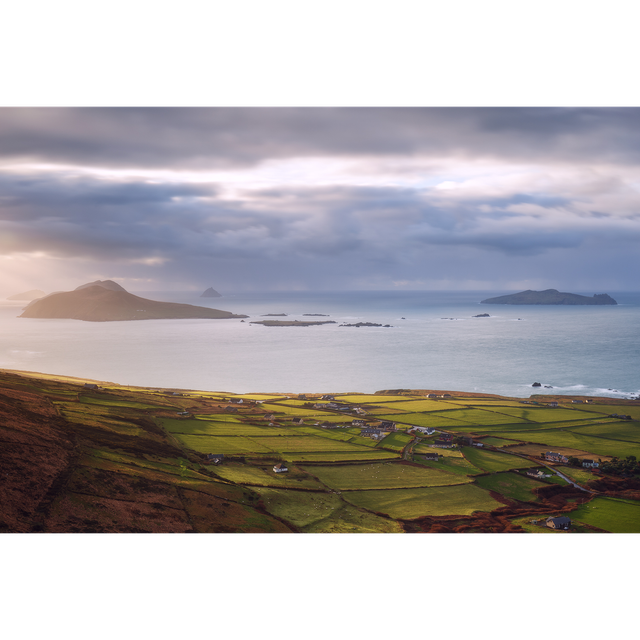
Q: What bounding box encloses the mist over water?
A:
[1,290,638,398]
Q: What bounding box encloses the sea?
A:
[1,290,639,399]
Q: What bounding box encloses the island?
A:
[339,322,392,327]
[7,289,46,301]
[481,289,617,305]
[250,320,336,327]
[19,281,247,322]
[200,287,222,298]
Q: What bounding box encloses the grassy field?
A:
[493,429,640,460]
[213,462,324,489]
[342,484,502,519]
[565,497,640,533]
[284,450,401,462]
[558,466,599,485]
[159,418,289,437]
[376,399,460,412]
[377,432,413,452]
[377,412,467,428]
[474,472,546,502]
[568,421,640,443]
[249,484,402,532]
[251,436,374,454]
[172,434,275,454]
[301,461,470,490]
[462,446,537,472]
[480,436,521,446]
[430,408,530,425]
[415,455,484,476]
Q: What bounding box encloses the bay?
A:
[1,290,638,398]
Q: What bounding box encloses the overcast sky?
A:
[1,107,639,295]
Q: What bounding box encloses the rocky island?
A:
[250,319,336,327]
[19,281,247,322]
[481,289,617,305]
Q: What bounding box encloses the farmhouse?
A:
[544,451,569,463]
[421,452,439,461]
[433,439,453,448]
[410,426,435,435]
[229,398,243,404]
[176,411,190,416]
[472,441,484,447]
[352,419,367,427]
[379,421,397,431]
[360,428,383,439]
[526,469,545,479]
[263,414,276,421]
[224,406,238,413]
[83,383,99,390]
[582,459,600,468]
[440,394,452,398]
[548,402,558,407]
[320,395,335,401]
[546,516,571,530]
[291,417,304,424]
[273,463,288,473]
[426,394,437,398]
[320,421,340,429]
[206,454,224,464]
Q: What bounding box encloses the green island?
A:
[2,368,639,533]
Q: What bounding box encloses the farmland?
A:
[2,367,640,533]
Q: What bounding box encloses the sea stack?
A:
[200,287,222,298]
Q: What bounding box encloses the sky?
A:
[1,107,640,295]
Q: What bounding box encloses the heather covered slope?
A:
[0,370,292,533]
[481,289,617,305]
[19,285,247,321]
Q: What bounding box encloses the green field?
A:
[480,436,521,446]
[493,429,640,460]
[462,447,537,472]
[250,486,403,532]
[159,418,289,437]
[377,399,460,412]
[285,450,401,462]
[415,455,484,476]
[474,472,546,502]
[568,421,640,443]
[558,466,599,485]
[377,432,413,451]
[172,434,275,454]
[566,497,640,533]
[342,484,502,519]
[78,395,165,410]
[302,461,469,490]
[213,462,324,489]
[252,436,374,454]
[377,412,466,428]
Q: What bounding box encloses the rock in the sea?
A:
[532,382,542,387]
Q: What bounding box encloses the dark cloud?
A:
[2,107,640,169]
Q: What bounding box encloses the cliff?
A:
[19,284,247,321]
[481,289,618,305]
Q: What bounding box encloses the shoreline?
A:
[3,367,639,404]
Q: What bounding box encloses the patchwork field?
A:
[3,367,640,533]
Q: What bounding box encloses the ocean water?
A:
[1,290,639,398]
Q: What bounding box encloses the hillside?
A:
[19,284,247,321]
[481,289,618,305]
[2,368,639,533]
[7,289,46,301]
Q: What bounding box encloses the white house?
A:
[273,463,288,473]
